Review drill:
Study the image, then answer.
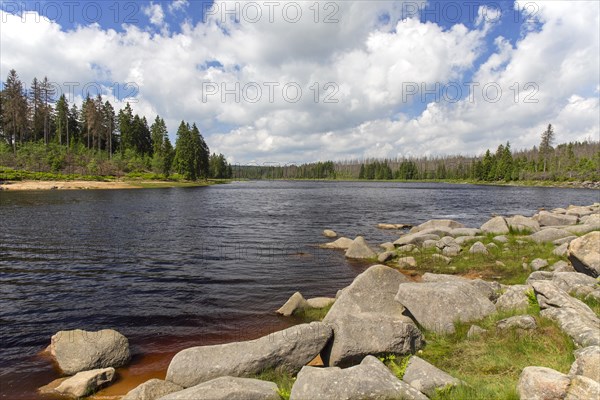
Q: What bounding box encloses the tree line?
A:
[0,69,232,180]
[231,125,598,182]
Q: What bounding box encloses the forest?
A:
[0,69,232,180]
[230,127,599,182]
[1,69,598,183]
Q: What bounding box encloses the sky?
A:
[1,0,599,164]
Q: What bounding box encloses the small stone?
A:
[322,229,337,238]
[378,251,395,263]
[494,235,509,243]
[530,258,549,271]
[467,325,487,338]
[469,241,489,255]
[432,254,451,264]
[398,256,417,268]
[497,315,537,331]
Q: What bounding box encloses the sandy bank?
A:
[0,180,142,191]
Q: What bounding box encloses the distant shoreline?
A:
[2,178,598,191]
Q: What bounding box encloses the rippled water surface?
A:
[1,181,598,398]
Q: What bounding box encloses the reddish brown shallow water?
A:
[4,315,298,399]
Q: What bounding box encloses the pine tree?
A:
[2,69,29,151]
[55,94,69,145]
[118,103,134,154]
[540,124,555,173]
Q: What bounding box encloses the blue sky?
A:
[1,1,598,163]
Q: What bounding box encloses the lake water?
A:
[0,181,598,398]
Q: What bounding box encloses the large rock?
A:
[535,211,578,226]
[517,366,570,400]
[420,273,500,301]
[552,272,599,297]
[158,377,279,400]
[394,232,441,247]
[123,379,183,400]
[47,329,130,375]
[165,322,332,387]
[345,236,377,259]
[495,285,532,312]
[529,228,573,243]
[569,346,600,382]
[395,281,496,334]
[322,265,423,366]
[54,367,115,398]
[506,215,540,232]
[565,224,600,235]
[320,237,353,249]
[289,355,428,400]
[567,206,595,217]
[276,292,309,316]
[480,216,509,234]
[532,281,600,347]
[410,219,465,234]
[450,228,481,237]
[402,356,462,396]
[565,375,600,400]
[568,231,600,277]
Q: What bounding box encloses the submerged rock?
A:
[322,229,337,238]
[52,368,115,398]
[276,292,309,316]
[344,236,377,259]
[320,237,353,249]
[47,329,130,375]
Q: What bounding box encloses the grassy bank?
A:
[0,167,231,189]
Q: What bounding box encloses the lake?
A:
[0,181,598,398]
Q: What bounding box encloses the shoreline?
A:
[0,180,218,191]
[1,177,598,191]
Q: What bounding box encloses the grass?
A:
[392,233,565,285]
[421,309,575,400]
[379,354,412,379]
[253,367,296,400]
[292,303,333,322]
[574,293,600,316]
[0,166,113,182]
[0,166,231,188]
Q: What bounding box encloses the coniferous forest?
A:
[0,69,598,183]
[0,69,232,180]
